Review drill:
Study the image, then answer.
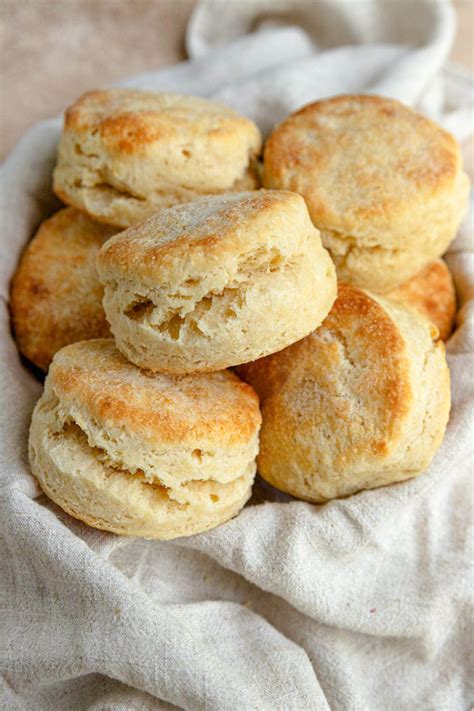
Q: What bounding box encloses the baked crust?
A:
[49,340,261,447]
[28,339,261,538]
[10,207,115,370]
[263,94,469,291]
[53,89,262,227]
[387,259,457,341]
[96,190,337,373]
[237,283,451,502]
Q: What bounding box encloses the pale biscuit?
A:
[387,259,456,341]
[237,283,451,503]
[263,95,470,292]
[10,207,115,370]
[28,339,261,539]
[96,190,337,373]
[53,89,262,227]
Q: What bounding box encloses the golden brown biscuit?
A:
[10,207,115,370]
[237,283,451,503]
[29,339,261,539]
[53,89,262,227]
[387,259,456,341]
[96,190,337,374]
[263,95,469,292]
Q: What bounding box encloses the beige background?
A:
[0,0,472,160]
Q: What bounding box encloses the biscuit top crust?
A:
[48,340,261,445]
[97,190,318,284]
[238,283,414,457]
[264,94,465,234]
[65,89,261,157]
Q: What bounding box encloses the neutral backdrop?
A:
[0,0,473,160]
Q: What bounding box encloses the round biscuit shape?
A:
[10,207,115,370]
[96,190,337,373]
[237,283,451,503]
[28,339,261,539]
[387,259,456,341]
[263,94,470,292]
[53,89,262,228]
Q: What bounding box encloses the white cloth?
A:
[1,1,473,709]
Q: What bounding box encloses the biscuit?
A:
[263,95,470,292]
[96,190,337,373]
[28,339,261,539]
[387,259,456,341]
[10,208,115,370]
[237,283,451,503]
[53,89,262,228]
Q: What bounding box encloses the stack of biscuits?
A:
[10,89,469,539]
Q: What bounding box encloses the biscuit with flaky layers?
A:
[264,94,469,292]
[29,340,261,539]
[96,190,337,373]
[53,89,262,227]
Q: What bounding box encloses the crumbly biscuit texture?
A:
[264,95,470,291]
[29,340,261,539]
[387,259,457,341]
[96,190,337,373]
[10,207,115,370]
[237,283,451,502]
[53,89,262,227]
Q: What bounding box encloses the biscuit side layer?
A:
[54,126,261,228]
[33,381,258,504]
[29,409,254,539]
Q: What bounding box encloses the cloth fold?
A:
[1,1,473,709]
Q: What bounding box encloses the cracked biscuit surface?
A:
[237,283,451,503]
[96,190,337,373]
[29,339,261,539]
[10,207,115,370]
[53,89,262,228]
[263,94,470,292]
